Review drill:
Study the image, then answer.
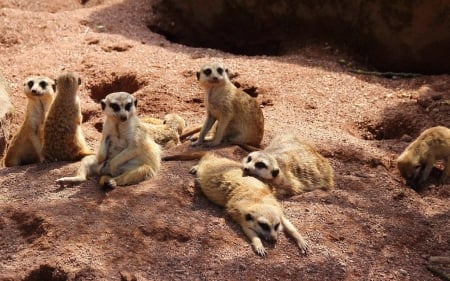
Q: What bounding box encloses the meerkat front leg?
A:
[418,160,434,186]
[209,114,232,147]
[281,216,308,254]
[441,157,450,184]
[191,114,216,146]
[241,226,267,257]
[29,133,45,163]
[108,147,139,176]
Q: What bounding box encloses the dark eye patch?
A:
[246,156,252,163]
[110,103,120,112]
[217,67,223,75]
[125,102,132,111]
[39,81,47,89]
[27,81,34,89]
[258,222,270,232]
[203,68,212,76]
[255,162,267,169]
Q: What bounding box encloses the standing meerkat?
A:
[190,62,264,147]
[2,76,55,167]
[242,134,334,197]
[397,126,450,190]
[190,152,308,256]
[42,72,93,162]
[141,113,186,149]
[56,92,161,188]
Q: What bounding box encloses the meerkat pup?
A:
[190,62,264,147]
[397,126,450,190]
[242,134,334,197]
[2,76,55,167]
[141,113,186,149]
[57,92,161,188]
[42,72,93,162]
[190,152,308,256]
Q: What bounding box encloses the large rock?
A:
[150,0,450,74]
[0,73,14,159]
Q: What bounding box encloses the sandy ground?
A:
[0,0,449,280]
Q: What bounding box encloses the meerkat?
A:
[242,134,334,197]
[397,126,450,190]
[2,76,55,167]
[141,113,186,149]
[42,72,93,162]
[56,92,161,188]
[190,152,308,256]
[190,62,264,147]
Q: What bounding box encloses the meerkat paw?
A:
[189,165,199,175]
[99,175,117,189]
[253,244,267,257]
[190,140,203,147]
[297,240,309,255]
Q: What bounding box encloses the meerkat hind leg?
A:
[56,155,99,185]
[100,164,157,188]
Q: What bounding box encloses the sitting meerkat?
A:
[56,92,161,188]
[242,134,334,197]
[190,62,264,147]
[42,72,93,162]
[190,152,308,257]
[141,113,186,149]
[397,126,450,190]
[2,76,55,166]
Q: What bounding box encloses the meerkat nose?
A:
[120,115,128,122]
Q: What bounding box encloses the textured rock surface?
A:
[0,72,13,157]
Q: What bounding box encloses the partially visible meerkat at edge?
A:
[42,72,93,162]
[2,76,55,167]
[190,62,264,147]
[57,92,161,188]
[190,152,308,256]
[141,113,186,149]
[242,134,334,197]
[397,126,450,190]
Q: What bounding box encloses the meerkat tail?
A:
[180,125,202,141]
[162,151,208,161]
[236,143,261,152]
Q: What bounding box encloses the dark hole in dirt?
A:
[10,212,46,242]
[23,264,68,281]
[87,73,145,102]
[357,113,422,141]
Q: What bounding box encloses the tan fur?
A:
[142,113,186,149]
[2,76,55,167]
[397,126,450,190]
[56,92,161,188]
[191,62,264,147]
[191,153,308,256]
[242,134,334,197]
[42,72,93,162]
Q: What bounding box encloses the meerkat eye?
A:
[246,156,252,163]
[258,222,270,232]
[125,102,133,111]
[255,162,267,169]
[274,223,280,231]
[27,81,34,88]
[39,81,47,89]
[217,67,224,75]
[110,103,120,112]
[203,68,212,76]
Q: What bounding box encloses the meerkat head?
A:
[163,113,186,135]
[101,92,137,122]
[23,76,56,98]
[244,204,283,242]
[242,151,280,180]
[396,155,423,188]
[196,62,229,88]
[55,72,81,94]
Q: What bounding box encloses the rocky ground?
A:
[0,0,449,280]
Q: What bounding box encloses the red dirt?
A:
[0,0,449,280]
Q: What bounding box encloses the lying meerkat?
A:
[190,152,308,256]
[56,92,161,188]
[190,62,264,147]
[397,126,450,190]
[141,113,186,149]
[42,72,93,162]
[2,76,55,167]
[242,134,334,197]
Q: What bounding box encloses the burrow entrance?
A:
[86,72,146,102]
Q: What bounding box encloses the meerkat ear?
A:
[271,169,280,178]
[196,71,200,80]
[78,77,81,85]
[134,98,138,107]
[51,80,56,92]
[245,213,253,221]
[225,68,229,74]
[101,100,106,110]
